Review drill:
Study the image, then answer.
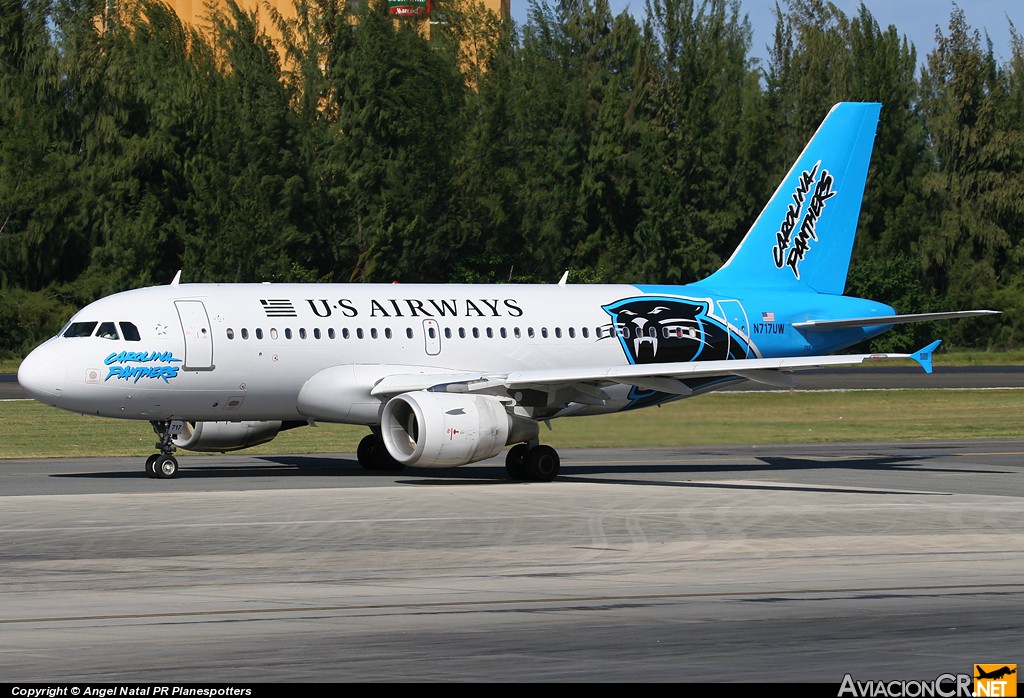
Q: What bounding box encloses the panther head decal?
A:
[601,296,752,364]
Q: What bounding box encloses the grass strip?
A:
[2,389,1021,459]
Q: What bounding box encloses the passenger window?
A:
[120,322,141,341]
[500,328,507,338]
[299,328,307,339]
[227,329,235,340]
[472,328,480,338]
[285,328,293,340]
[514,328,521,339]
[429,327,437,339]
[528,328,535,338]
[555,327,562,338]
[256,328,264,340]
[582,327,589,339]
[385,328,393,339]
[270,329,279,340]
[370,328,378,339]
[63,322,98,338]
[406,328,414,339]
[486,328,494,338]
[96,322,119,340]
[328,328,336,339]
[568,327,575,339]
[356,328,364,339]
[541,328,548,338]
[458,328,466,339]
[313,328,321,339]
[342,328,350,339]
[444,328,452,339]
[241,328,249,340]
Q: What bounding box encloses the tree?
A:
[634,0,762,282]
[917,6,1024,346]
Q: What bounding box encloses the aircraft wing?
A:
[370,341,942,400]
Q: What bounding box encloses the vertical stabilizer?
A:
[699,102,881,294]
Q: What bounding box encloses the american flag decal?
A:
[762,311,775,322]
[260,299,297,317]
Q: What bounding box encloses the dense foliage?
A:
[0,0,1018,356]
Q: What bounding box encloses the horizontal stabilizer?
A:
[910,340,942,374]
[793,310,1000,331]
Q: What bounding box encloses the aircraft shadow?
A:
[49,453,1006,494]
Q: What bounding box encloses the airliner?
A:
[17,103,996,481]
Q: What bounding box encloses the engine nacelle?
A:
[381,391,539,468]
[171,420,282,452]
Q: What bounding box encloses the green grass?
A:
[2,389,1021,459]
[934,349,1024,365]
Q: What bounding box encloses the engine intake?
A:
[381,391,538,467]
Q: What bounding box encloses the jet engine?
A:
[171,420,283,452]
[381,391,539,467]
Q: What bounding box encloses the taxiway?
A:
[1,440,1022,682]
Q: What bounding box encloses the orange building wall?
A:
[161,0,295,38]
[160,0,509,40]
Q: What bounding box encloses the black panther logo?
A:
[602,296,756,410]
[602,296,753,364]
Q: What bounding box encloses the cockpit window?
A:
[63,322,97,338]
[120,322,141,341]
[96,322,119,340]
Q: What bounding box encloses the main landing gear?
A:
[505,442,560,482]
[356,433,406,472]
[146,420,180,479]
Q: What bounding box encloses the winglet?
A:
[910,340,942,374]
[170,270,182,286]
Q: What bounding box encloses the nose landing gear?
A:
[146,420,180,479]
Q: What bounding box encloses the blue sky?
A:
[510,1,1023,64]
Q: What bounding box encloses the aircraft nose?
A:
[18,344,63,404]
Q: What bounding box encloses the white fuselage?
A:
[20,282,788,423]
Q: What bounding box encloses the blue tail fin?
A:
[700,102,881,294]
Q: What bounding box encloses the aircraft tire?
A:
[525,445,560,482]
[505,443,530,480]
[374,447,406,472]
[357,434,406,472]
[154,455,178,479]
[145,454,159,479]
[357,434,378,469]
